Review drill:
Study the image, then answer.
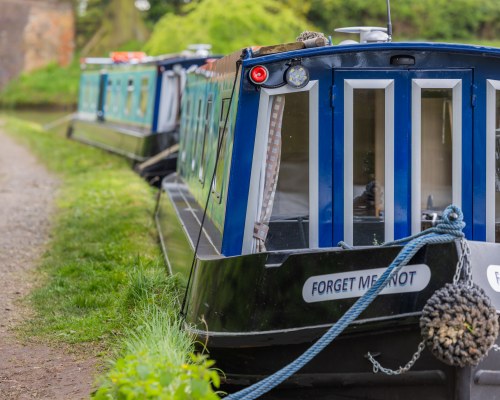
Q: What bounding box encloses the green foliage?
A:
[308,0,500,41]
[76,0,111,49]
[0,62,80,109]
[81,0,150,56]
[145,0,187,26]
[94,301,221,399]
[144,0,313,55]
[95,352,220,399]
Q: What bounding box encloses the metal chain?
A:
[366,239,472,375]
[366,341,426,375]
[453,238,473,287]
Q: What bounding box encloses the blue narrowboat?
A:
[68,50,215,179]
[156,29,500,399]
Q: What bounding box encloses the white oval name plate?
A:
[487,265,500,292]
[302,264,431,303]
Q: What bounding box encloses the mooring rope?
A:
[226,205,466,400]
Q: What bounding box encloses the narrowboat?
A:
[68,49,215,180]
[155,28,500,399]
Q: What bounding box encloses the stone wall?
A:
[0,0,74,90]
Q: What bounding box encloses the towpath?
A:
[0,127,96,399]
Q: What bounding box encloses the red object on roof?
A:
[110,52,147,63]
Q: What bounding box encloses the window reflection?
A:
[495,91,500,242]
[265,91,309,250]
[421,89,453,230]
[352,89,385,245]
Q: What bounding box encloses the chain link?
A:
[366,341,426,375]
[367,239,475,376]
[453,238,473,287]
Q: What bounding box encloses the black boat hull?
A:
[156,179,500,398]
[213,325,500,399]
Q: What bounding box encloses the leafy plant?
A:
[95,353,221,399]
[144,0,312,55]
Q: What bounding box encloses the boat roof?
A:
[81,52,217,69]
[241,41,500,66]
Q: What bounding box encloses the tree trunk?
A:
[81,0,149,56]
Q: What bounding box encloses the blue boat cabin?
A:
[173,41,500,260]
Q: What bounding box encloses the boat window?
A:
[105,79,113,114]
[251,91,309,252]
[83,83,90,110]
[125,78,134,116]
[113,80,120,114]
[181,99,191,165]
[420,89,453,230]
[138,77,149,117]
[199,99,212,184]
[212,98,230,201]
[192,99,203,171]
[495,90,500,242]
[158,74,179,132]
[165,75,179,127]
[352,89,385,245]
[90,84,97,111]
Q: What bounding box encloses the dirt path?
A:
[0,129,96,399]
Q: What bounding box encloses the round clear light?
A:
[286,65,309,88]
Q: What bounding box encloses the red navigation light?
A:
[249,65,269,85]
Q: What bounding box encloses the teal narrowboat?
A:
[68,51,215,176]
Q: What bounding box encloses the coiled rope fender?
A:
[226,205,466,400]
[420,282,498,367]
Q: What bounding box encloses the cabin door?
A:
[333,69,473,246]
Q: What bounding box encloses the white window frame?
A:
[343,79,395,245]
[157,71,180,132]
[486,80,500,242]
[411,79,462,234]
[242,81,319,254]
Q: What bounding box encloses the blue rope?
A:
[226,205,465,400]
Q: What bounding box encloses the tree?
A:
[144,0,313,55]
[81,0,150,56]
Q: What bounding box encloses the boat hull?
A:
[216,328,500,399]
[68,117,178,162]
[156,179,500,398]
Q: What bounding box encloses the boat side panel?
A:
[156,180,194,279]
[151,65,163,133]
[221,70,259,255]
[186,243,459,333]
[103,67,157,129]
[177,54,242,237]
[70,118,175,161]
[77,71,101,119]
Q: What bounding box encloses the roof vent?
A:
[186,44,212,57]
[335,27,389,44]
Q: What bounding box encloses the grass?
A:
[0,61,80,109]
[2,117,220,398]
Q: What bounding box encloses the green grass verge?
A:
[0,62,80,109]
[2,117,220,399]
